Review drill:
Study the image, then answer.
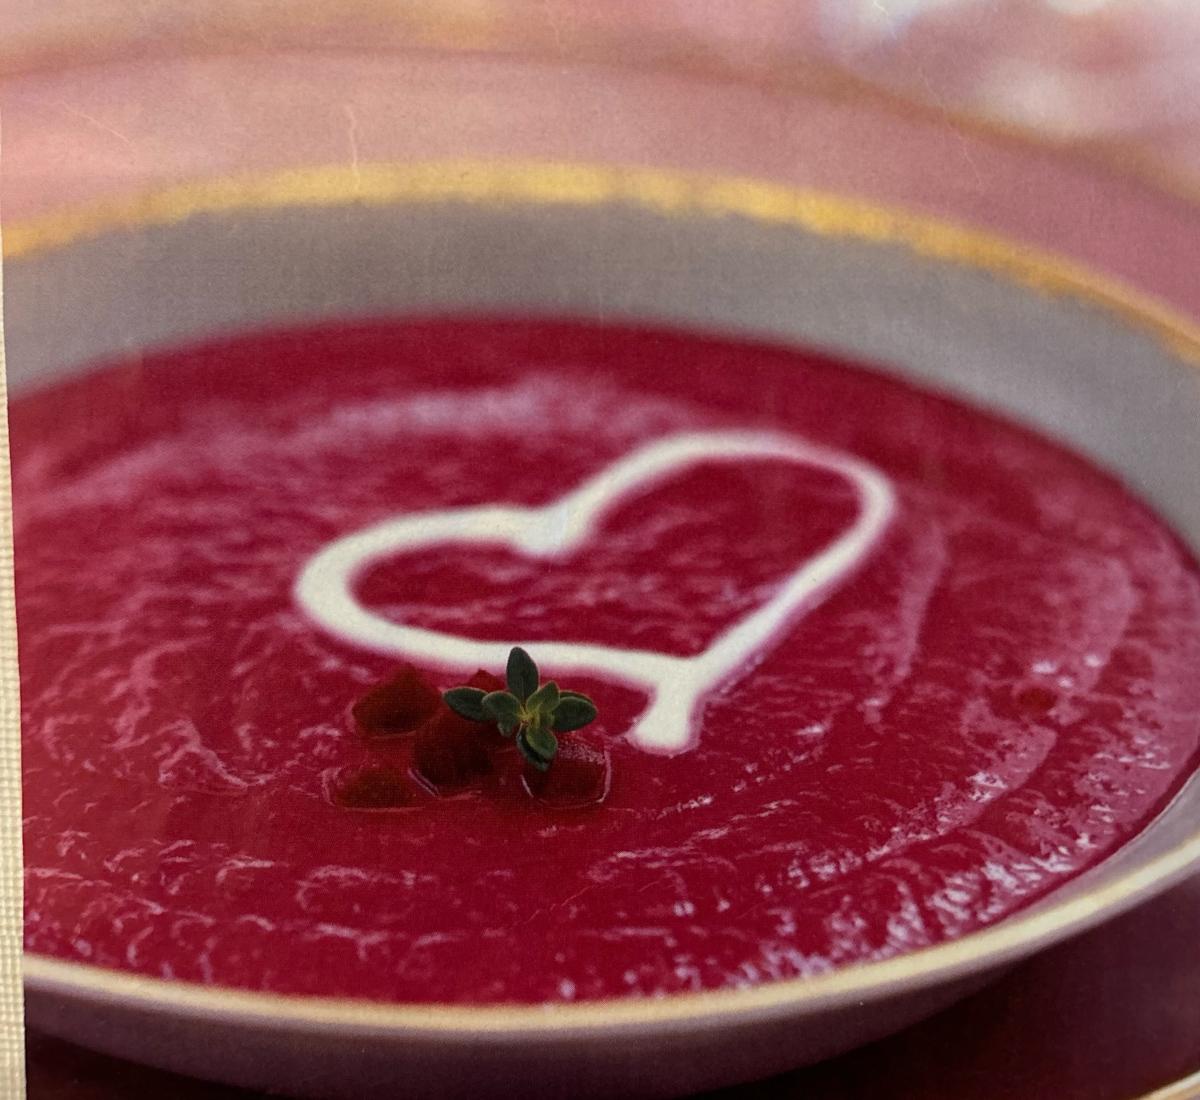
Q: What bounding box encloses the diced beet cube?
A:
[465,668,505,693]
[352,665,441,738]
[413,706,495,790]
[330,764,411,810]
[523,736,611,808]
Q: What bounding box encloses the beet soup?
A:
[15,318,1200,1005]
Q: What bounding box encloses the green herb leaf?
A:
[506,646,539,701]
[552,694,597,732]
[482,690,521,728]
[525,723,558,760]
[442,686,487,722]
[517,724,558,770]
[527,680,560,715]
[442,648,599,772]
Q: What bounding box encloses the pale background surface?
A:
[0,229,27,1099]
[3,0,1200,177]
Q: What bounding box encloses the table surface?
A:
[24,874,1200,1100]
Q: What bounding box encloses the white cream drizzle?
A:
[295,430,894,753]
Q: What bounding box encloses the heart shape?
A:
[295,430,894,753]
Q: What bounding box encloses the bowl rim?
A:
[11,157,1200,1037]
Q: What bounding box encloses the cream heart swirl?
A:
[295,430,894,753]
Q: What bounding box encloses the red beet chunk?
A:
[413,709,494,789]
[331,764,411,810]
[464,667,505,696]
[412,669,505,790]
[352,665,441,738]
[523,736,611,809]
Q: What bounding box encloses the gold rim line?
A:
[7,160,1200,371]
[9,157,1200,1033]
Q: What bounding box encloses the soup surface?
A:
[16,319,1200,1003]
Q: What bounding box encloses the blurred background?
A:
[3,0,1200,184]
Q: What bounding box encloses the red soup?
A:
[15,319,1200,1004]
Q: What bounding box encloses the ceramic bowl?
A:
[7,52,1200,1100]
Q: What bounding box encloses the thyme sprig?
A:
[443,647,597,771]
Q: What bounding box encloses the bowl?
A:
[7,47,1200,1100]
